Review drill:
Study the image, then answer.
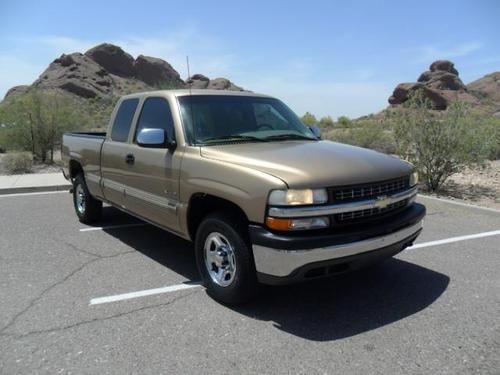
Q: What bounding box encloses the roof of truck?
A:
[120,89,273,100]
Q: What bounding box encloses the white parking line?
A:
[88,229,500,306]
[418,194,500,214]
[90,282,202,305]
[408,229,500,250]
[0,190,68,198]
[79,223,147,232]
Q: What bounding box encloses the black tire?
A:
[73,174,102,224]
[195,212,257,305]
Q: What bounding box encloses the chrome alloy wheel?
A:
[75,183,86,214]
[204,232,237,287]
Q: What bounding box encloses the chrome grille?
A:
[330,177,409,202]
[336,199,408,222]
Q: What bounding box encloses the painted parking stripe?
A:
[418,194,500,214]
[408,229,500,250]
[0,190,68,198]
[79,223,147,232]
[89,230,500,305]
[90,282,202,305]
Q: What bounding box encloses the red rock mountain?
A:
[4,43,243,101]
[388,60,500,115]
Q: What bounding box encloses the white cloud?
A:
[411,41,482,63]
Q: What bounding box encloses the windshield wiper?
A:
[199,135,266,144]
[263,134,317,141]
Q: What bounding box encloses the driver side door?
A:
[123,97,182,233]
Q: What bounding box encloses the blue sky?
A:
[1,0,499,118]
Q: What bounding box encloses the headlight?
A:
[409,171,419,187]
[268,189,328,205]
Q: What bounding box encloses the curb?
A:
[0,184,71,195]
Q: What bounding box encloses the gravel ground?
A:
[439,160,500,209]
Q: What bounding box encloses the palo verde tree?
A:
[0,89,82,163]
[301,112,318,125]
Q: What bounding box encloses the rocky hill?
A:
[388,60,500,115]
[4,43,243,101]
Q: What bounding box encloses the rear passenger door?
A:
[124,97,183,232]
[101,98,139,209]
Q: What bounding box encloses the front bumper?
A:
[250,203,425,284]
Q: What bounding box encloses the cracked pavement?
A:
[0,193,499,374]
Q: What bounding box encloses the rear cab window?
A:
[110,98,139,142]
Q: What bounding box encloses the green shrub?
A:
[301,112,318,125]
[324,122,396,154]
[3,152,33,173]
[318,116,335,129]
[389,90,495,192]
[486,117,500,160]
[336,116,352,128]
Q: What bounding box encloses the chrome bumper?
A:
[252,219,423,277]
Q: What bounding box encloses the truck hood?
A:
[200,140,412,188]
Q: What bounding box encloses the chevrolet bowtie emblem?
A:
[375,195,389,209]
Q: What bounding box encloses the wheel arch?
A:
[187,193,249,241]
[68,159,84,180]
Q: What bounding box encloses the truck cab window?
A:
[110,98,139,142]
[135,97,175,141]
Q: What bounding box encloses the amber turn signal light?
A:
[266,217,292,231]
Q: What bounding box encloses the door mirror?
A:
[137,128,165,147]
[136,128,176,150]
[308,125,322,139]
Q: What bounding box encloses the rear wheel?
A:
[195,213,257,305]
[73,174,102,224]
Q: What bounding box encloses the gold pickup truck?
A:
[62,89,425,304]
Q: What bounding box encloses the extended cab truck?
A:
[62,90,425,304]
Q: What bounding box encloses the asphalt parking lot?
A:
[0,192,499,374]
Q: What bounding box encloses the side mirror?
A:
[308,125,322,139]
[137,128,176,151]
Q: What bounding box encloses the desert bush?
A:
[301,112,318,125]
[319,116,335,129]
[324,121,396,154]
[3,152,33,173]
[389,90,495,192]
[336,116,352,128]
[487,116,500,160]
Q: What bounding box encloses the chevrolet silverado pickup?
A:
[62,89,425,304]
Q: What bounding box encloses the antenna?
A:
[186,56,192,95]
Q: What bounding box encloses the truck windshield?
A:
[178,95,317,145]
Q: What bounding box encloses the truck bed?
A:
[63,131,107,139]
[62,132,107,197]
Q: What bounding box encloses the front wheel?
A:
[195,213,257,305]
[73,174,102,224]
